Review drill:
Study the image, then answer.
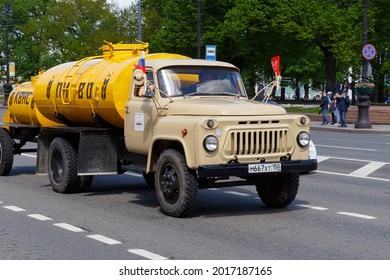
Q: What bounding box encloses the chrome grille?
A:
[229,129,288,156]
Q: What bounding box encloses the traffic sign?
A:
[362,44,376,60]
[205,45,216,61]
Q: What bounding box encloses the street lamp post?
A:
[355,0,372,129]
[2,2,12,106]
[197,0,201,59]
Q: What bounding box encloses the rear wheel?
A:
[0,128,14,176]
[155,149,198,217]
[48,137,78,193]
[255,173,299,208]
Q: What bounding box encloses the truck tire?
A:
[0,128,14,176]
[155,149,198,217]
[255,173,299,208]
[77,175,93,192]
[48,137,78,193]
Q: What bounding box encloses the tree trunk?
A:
[304,84,309,99]
[321,45,337,92]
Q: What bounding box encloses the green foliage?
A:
[0,0,388,99]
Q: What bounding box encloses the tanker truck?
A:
[0,42,317,217]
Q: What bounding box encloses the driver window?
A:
[135,72,155,97]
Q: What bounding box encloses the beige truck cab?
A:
[125,59,317,217]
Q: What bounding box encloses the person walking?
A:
[332,93,340,125]
[319,90,329,125]
[337,91,350,127]
[328,92,336,125]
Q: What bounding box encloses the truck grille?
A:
[228,129,289,156]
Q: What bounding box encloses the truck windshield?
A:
[156,67,247,98]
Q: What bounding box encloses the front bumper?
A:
[197,159,317,178]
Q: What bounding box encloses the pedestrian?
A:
[336,91,350,127]
[332,93,340,125]
[333,81,341,95]
[385,89,390,104]
[319,90,329,125]
[327,92,336,125]
[350,81,356,105]
[295,83,300,101]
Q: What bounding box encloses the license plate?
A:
[248,163,281,174]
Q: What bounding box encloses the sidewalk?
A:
[310,121,390,134]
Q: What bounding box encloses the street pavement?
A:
[310,120,390,134]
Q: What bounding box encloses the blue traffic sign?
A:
[362,44,376,60]
[205,45,216,61]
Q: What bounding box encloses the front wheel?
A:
[0,128,14,176]
[155,149,198,217]
[255,173,299,208]
[48,137,78,193]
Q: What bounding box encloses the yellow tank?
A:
[5,78,62,127]
[6,42,188,129]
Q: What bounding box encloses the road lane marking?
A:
[296,204,328,211]
[54,223,85,232]
[337,212,377,220]
[28,214,53,221]
[349,162,386,177]
[3,206,26,212]
[21,153,37,158]
[316,145,377,152]
[128,249,168,260]
[86,234,122,245]
[317,156,330,163]
[318,155,388,164]
[314,170,390,183]
[224,191,251,197]
[124,172,143,178]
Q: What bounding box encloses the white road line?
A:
[3,206,26,212]
[224,191,251,197]
[318,155,388,164]
[349,162,386,177]
[316,145,377,152]
[53,223,85,233]
[86,234,122,245]
[128,249,168,260]
[337,212,377,220]
[314,170,390,183]
[207,188,219,191]
[317,156,330,163]
[0,201,3,204]
[28,214,53,221]
[296,204,328,211]
[124,172,143,178]
[21,153,37,158]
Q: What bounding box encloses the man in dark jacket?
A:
[319,90,329,125]
[336,91,350,127]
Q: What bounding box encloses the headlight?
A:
[203,135,218,152]
[297,131,310,147]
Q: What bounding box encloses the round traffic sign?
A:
[362,44,376,60]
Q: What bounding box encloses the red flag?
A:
[271,56,281,76]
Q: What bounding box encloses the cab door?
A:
[124,71,157,154]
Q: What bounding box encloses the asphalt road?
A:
[1,111,389,259]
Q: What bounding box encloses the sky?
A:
[108,0,135,9]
